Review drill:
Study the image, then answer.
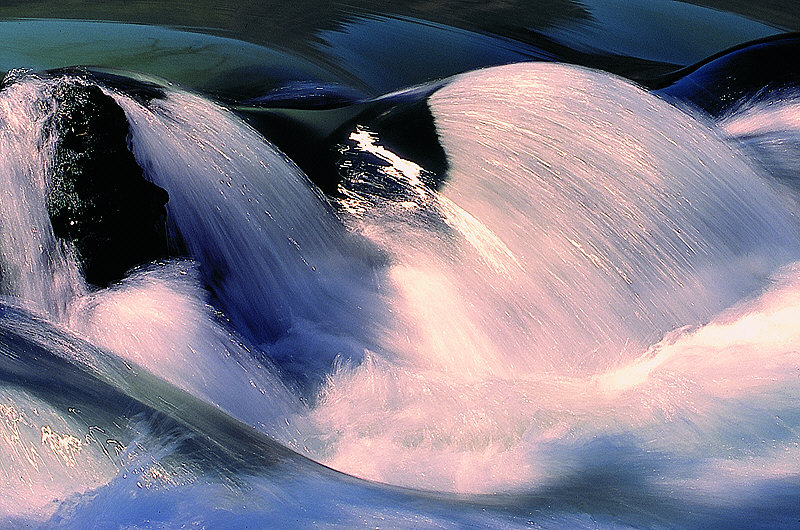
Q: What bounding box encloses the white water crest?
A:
[306,62,800,493]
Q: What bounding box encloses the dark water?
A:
[1,2,800,528]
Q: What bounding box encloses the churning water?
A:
[1,43,799,529]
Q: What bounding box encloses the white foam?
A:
[68,262,303,437]
[302,63,800,493]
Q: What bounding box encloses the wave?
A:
[305,62,800,497]
[0,38,799,527]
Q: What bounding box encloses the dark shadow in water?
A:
[683,0,800,30]
[3,0,796,91]
[0,0,587,51]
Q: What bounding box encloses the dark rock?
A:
[46,79,169,287]
[651,33,800,117]
[238,81,449,197]
[361,97,449,189]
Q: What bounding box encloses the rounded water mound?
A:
[416,62,800,375]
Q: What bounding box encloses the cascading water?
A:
[422,63,800,375]
[300,62,800,493]
[0,73,86,319]
[0,57,799,527]
[109,87,388,388]
[0,74,306,436]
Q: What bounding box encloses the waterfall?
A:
[302,62,800,492]
[0,74,86,319]
[0,61,799,526]
[111,88,388,386]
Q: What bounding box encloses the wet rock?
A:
[46,79,169,287]
[652,33,800,117]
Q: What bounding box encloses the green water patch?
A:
[0,19,347,99]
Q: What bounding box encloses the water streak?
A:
[0,73,86,319]
[302,63,800,494]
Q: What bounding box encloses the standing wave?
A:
[304,63,800,501]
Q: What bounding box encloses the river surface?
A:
[0,2,799,528]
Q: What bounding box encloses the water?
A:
[110,87,385,387]
[1,3,800,528]
[0,75,86,318]
[308,63,800,496]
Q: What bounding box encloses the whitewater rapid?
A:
[0,62,799,526]
[310,62,800,492]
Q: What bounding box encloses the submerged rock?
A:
[46,79,169,287]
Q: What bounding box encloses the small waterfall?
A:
[303,62,800,493]
[0,74,86,319]
[110,88,386,384]
[335,63,800,380]
[419,62,800,375]
[0,72,306,444]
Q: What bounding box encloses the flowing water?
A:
[0,3,799,528]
